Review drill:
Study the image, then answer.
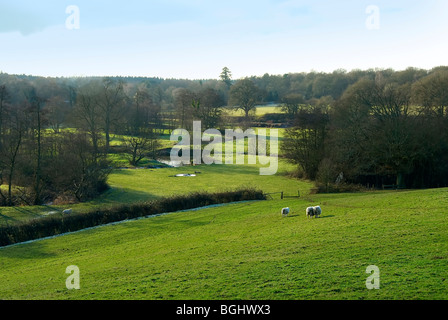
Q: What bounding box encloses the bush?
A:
[259,113,289,123]
[0,188,265,247]
[284,166,306,179]
[315,182,369,194]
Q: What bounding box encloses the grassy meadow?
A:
[224,104,284,117]
[0,188,447,300]
[0,126,288,225]
[0,121,447,300]
[0,159,302,225]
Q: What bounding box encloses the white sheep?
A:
[281,207,290,217]
[313,206,322,218]
[306,206,322,218]
[306,207,315,218]
[63,209,73,215]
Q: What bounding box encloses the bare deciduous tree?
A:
[229,78,260,123]
[97,78,126,153]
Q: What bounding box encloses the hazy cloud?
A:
[0,3,56,35]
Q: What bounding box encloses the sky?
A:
[0,0,447,79]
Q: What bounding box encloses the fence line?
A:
[264,190,300,200]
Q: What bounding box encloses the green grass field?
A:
[0,188,447,300]
[0,128,289,225]
[224,105,284,117]
[0,128,447,300]
[0,159,303,225]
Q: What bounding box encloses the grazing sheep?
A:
[281,207,290,217]
[306,207,315,218]
[314,206,322,218]
[63,209,72,215]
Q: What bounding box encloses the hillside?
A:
[0,187,447,300]
[0,160,307,225]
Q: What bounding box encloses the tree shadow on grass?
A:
[0,241,57,260]
[0,206,44,227]
[90,187,160,206]
[0,213,17,225]
[206,164,261,176]
[10,206,44,216]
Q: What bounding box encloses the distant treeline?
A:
[0,188,265,247]
[281,67,448,190]
[1,66,448,203]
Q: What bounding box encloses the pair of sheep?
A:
[306,206,322,218]
[281,206,322,218]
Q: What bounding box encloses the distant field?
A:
[0,160,304,225]
[0,127,289,225]
[1,188,447,300]
[224,105,284,117]
[106,161,305,201]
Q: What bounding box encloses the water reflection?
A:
[157,158,185,168]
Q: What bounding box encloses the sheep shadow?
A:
[281,213,335,219]
[280,213,301,219]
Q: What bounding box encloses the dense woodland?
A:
[0,66,447,206]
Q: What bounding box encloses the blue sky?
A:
[1,0,447,79]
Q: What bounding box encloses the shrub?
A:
[315,182,369,194]
[0,188,265,247]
